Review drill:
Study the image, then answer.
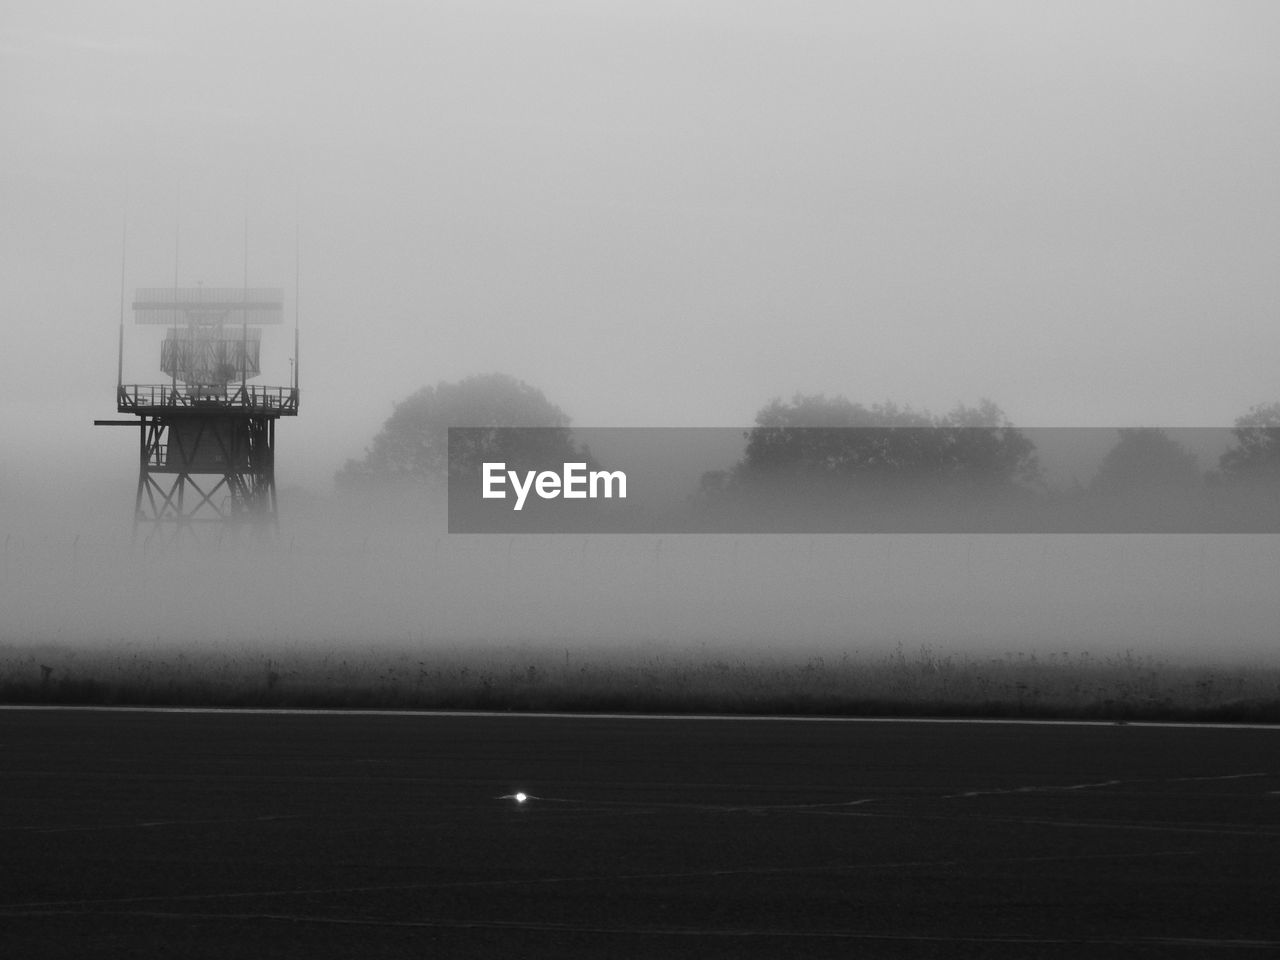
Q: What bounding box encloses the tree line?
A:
[336,372,1280,529]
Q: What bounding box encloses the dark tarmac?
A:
[2,709,1278,958]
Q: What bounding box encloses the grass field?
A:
[3,641,1278,722]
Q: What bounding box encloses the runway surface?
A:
[2,708,1278,958]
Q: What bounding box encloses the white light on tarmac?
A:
[514,792,528,804]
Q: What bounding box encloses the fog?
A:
[3,2,1280,666]
[5,482,1279,664]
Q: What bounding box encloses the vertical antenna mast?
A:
[242,214,249,397]
[171,185,179,396]
[118,217,127,391]
[294,210,300,394]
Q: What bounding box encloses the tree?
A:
[336,373,587,492]
[693,394,1040,530]
[1089,428,1202,496]
[735,394,1040,490]
[1219,402,1280,484]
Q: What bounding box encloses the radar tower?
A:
[98,282,300,543]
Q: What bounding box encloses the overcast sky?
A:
[3,0,1279,495]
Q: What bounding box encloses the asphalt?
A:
[2,709,1278,958]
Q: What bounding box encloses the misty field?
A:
[3,641,1279,722]
[5,528,1280,722]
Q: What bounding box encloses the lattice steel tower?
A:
[99,285,300,543]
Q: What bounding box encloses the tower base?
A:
[133,413,278,544]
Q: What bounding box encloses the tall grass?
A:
[2,641,1278,722]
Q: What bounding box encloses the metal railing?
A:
[118,384,300,415]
